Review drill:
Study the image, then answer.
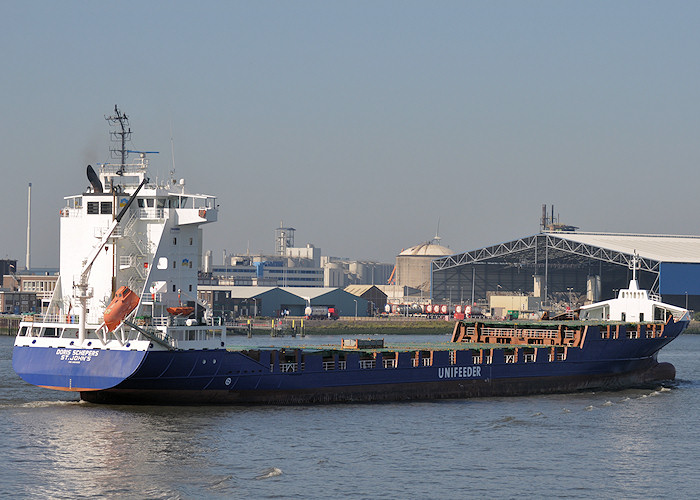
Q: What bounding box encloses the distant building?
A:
[207,255,325,287]
[321,257,393,288]
[0,290,40,314]
[0,259,17,277]
[432,231,700,310]
[2,270,58,311]
[396,238,453,292]
[198,285,369,318]
[206,224,392,289]
[375,284,426,304]
[344,285,388,315]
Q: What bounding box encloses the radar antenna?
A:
[105,105,132,175]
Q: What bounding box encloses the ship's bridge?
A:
[59,155,218,225]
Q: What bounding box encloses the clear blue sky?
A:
[2,1,700,267]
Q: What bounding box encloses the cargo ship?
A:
[12,108,690,404]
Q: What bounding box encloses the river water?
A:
[2,333,700,499]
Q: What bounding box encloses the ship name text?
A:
[438,366,481,379]
[56,349,100,364]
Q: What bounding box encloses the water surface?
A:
[2,334,699,498]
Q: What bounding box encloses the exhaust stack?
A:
[25,183,31,270]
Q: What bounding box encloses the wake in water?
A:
[0,399,81,409]
[255,467,283,480]
[19,400,82,409]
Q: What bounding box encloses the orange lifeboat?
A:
[167,306,195,316]
[103,286,140,331]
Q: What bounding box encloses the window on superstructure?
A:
[172,285,176,292]
[157,199,166,209]
[173,237,177,245]
[138,199,145,208]
[87,202,99,214]
[147,199,154,208]
[100,202,112,214]
[189,285,192,292]
[189,237,193,245]
[173,261,176,269]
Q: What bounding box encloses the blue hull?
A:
[13,345,147,391]
[78,320,687,404]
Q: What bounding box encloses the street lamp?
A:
[353,299,358,320]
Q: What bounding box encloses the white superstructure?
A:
[20,108,225,352]
[579,257,688,323]
[58,155,217,324]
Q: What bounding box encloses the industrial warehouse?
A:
[431,230,700,315]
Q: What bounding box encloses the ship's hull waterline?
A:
[55,320,688,405]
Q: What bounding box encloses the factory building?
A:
[344,285,388,316]
[431,231,700,311]
[0,290,40,314]
[204,223,392,288]
[2,269,59,312]
[198,285,369,318]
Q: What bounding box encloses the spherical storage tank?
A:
[396,240,453,292]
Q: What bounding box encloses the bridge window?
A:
[100,201,112,214]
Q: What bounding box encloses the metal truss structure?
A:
[430,233,662,305]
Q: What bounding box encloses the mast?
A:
[106,105,131,174]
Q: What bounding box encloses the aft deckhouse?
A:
[58,156,217,325]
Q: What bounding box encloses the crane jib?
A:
[116,177,148,223]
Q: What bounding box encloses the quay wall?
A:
[0,316,20,336]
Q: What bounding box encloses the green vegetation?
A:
[685,320,700,334]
